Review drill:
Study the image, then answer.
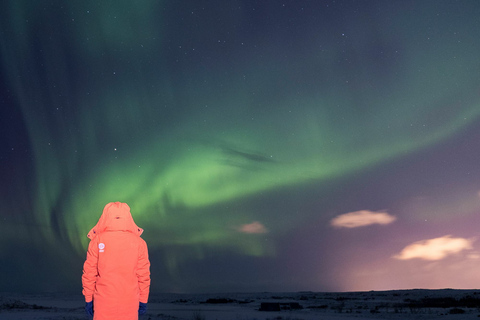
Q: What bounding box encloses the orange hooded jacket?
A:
[82,202,151,320]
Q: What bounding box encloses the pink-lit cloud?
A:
[330,210,396,228]
[393,235,474,261]
[237,221,268,234]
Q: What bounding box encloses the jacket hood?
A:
[87,202,143,239]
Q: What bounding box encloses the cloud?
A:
[330,210,396,228]
[393,235,474,261]
[237,221,268,234]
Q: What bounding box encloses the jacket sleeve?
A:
[82,238,98,302]
[137,239,151,303]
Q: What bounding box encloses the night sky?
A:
[1,1,480,294]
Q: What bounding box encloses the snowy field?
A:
[2,289,480,319]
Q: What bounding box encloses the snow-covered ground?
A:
[2,289,480,319]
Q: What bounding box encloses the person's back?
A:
[82,202,150,320]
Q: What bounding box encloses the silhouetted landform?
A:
[203,298,236,304]
[0,298,51,310]
[259,301,303,311]
[3,289,480,319]
[405,295,480,309]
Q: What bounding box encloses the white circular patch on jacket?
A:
[99,243,105,250]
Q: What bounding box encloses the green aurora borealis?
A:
[2,1,480,292]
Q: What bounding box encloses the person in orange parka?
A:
[82,202,151,319]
